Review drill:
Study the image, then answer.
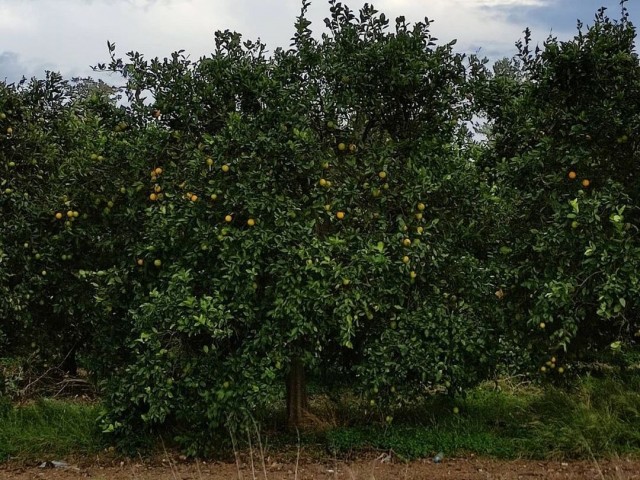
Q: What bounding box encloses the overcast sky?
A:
[0,0,636,84]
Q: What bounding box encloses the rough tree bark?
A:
[286,356,309,428]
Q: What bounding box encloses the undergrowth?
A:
[1,375,639,462]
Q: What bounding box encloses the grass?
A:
[0,398,104,462]
[325,375,640,460]
[1,375,640,462]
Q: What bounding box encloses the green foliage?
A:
[475,2,640,373]
[1,0,639,457]
[91,1,496,452]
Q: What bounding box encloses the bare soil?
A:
[2,455,640,480]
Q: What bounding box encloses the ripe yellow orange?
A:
[222,164,230,172]
[66,210,74,218]
[378,171,387,179]
[582,179,590,188]
[319,178,328,187]
[402,238,411,247]
[6,127,13,135]
[416,226,424,234]
[206,158,214,166]
[402,256,410,264]
[153,259,162,267]
[154,185,162,193]
[190,194,198,202]
[72,211,79,218]
[539,322,546,329]
[410,271,417,279]
[225,214,233,223]
[55,212,63,220]
[337,143,346,151]
[558,367,565,374]
[415,213,423,220]
[247,218,255,227]
[324,204,332,211]
[137,259,144,266]
[336,211,345,220]
[349,144,357,153]
[568,171,577,180]
[149,193,158,201]
[154,167,163,175]
[417,202,426,211]
[210,193,218,200]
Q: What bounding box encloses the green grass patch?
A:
[0,398,104,462]
[2,375,640,462]
[325,375,640,460]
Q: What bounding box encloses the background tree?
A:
[474,1,640,375]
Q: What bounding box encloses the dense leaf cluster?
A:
[1,0,638,454]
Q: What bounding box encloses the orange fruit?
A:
[319,178,327,187]
[154,185,162,193]
[417,202,426,211]
[153,259,162,267]
[568,171,577,180]
[222,164,230,172]
[582,179,590,188]
[210,193,218,201]
[206,158,214,166]
[225,215,233,223]
[72,211,79,218]
[409,271,417,279]
[402,256,410,264]
[137,259,144,266]
[378,171,387,179]
[55,212,63,220]
[6,127,13,135]
[415,213,423,220]
[66,210,74,218]
[190,194,198,202]
[154,167,163,175]
[247,218,255,227]
[349,144,357,153]
[402,238,411,247]
[337,143,346,151]
[149,193,158,201]
[336,211,345,220]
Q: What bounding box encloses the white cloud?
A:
[0,0,554,82]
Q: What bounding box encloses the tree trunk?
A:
[286,356,309,428]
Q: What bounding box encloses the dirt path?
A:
[2,456,640,480]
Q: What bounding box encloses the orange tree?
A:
[474,3,640,376]
[0,74,147,382]
[90,1,500,452]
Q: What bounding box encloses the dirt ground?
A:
[2,455,640,480]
